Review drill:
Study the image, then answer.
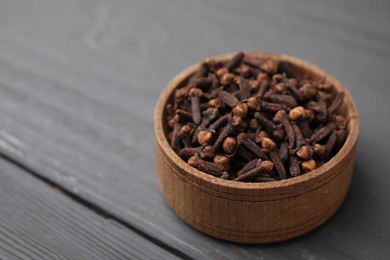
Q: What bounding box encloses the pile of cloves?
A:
[165,52,347,182]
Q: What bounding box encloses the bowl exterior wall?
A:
[156,140,356,243]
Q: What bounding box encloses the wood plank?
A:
[0,0,389,258]
[0,158,180,260]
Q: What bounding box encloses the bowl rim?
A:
[154,52,359,191]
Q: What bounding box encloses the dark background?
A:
[0,0,389,259]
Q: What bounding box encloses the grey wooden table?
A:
[0,0,389,259]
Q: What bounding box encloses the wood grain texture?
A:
[0,158,179,260]
[155,52,359,243]
[0,0,389,258]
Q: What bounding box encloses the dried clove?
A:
[213,116,241,149]
[325,130,338,158]
[257,77,270,98]
[248,118,260,131]
[296,145,313,160]
[175,109,193,123]
[236,145,256,162]
[179,124,194,147]
[245,97,259,111]
[313,144,326,158]
[254,112,276,133]
[278,141,289,162]
[225,52,245,71]
[260,101,287,113]
[286,78,304,102]
[171,122,182,153]
[298,119,313,138]
[232,103,248,118]
[310,122,337,143]
[268,94,298,108]
[218,90,240,107]
[208,114,229,133]
[274,110,295,148]
[192,108,218,143]
[222,137,237,155]
[179,145,205,161]
[237,159,259,177]
[256,130,270,143]
[292,123,305,149]
[238,133,267,159]
[301,159,317,173]
[188,63,208,85]
[220,171,230,180]
[289,106,306,122]
[261,59,278,74]
[213,154,231,171]
[289,155,301,177]
[189,88,203,124]
[238,76,251,100]
[166,52,348,181]
[197,130,214,145]
[199,145,216,160]
[272,127,286,142]
[328,92,345,115]
[261,138,286,179]
[221,73,235,86]
[188,154,224,177]
[299,83,317,100]
[234,160,274,182]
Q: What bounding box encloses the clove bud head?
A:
[221,73,235,85]
[272,128,285,142]
[207,98,222,108]
[261,137,276,151]
[274,110,287,121]
[222,137,237,155]
[305,109,316,123]
[261,59,278,74]
[232,103,248,118]
[296,145,313,160]
[301,159,317,173]
[216,67,228,78]
[274,83,286,93]
[231,115,242,126]
[189,87,203,97]
[256,130,269,143]
[203,57,217,68]
[289,106,306,121]
[179,125,192,137]
[197,130,213,145]
[200,145,216,160]
[248,80,260,92]
[260,160,274,174]
[299,83,317,99]
[213,155,231,170]
[245,97,258,111]
[257,72,268,82]
[313,144,326,158]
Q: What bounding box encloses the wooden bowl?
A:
[154,52,359,243]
